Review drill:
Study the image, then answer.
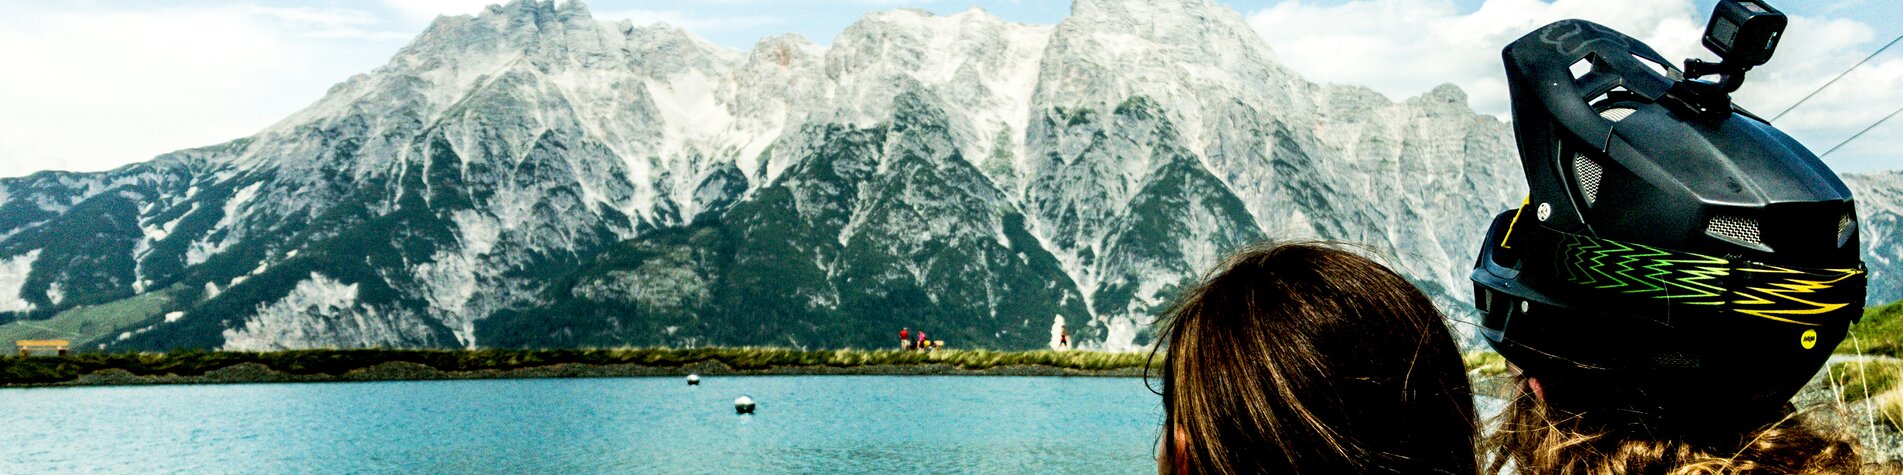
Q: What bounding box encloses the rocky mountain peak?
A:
[555,0,591,18]
[0,0,1894,354]
[1035,0,1306,170]
[1070,0,1218,19]
[1422,83,1470,104]
[404,0,732,75]
[476,0,592,25]
[745,34,822,68]
[832,6,1042,66]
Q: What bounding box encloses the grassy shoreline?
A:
[0,348,1164,387]
[9,301,1894,389]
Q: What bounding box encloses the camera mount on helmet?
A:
[1665,0,1788,119]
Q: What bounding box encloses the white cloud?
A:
[1741,17,1903,171]
[249,6,380,27]
[0,4,408,178]
[1245,0,1903,172]
[378,0,507,22]
[248,5,416,40]
[1247,0,1702,116]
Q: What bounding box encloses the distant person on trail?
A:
[1153,242,1477,474]
[1474,4,1869,472]
[917,331,927,352]
[900,328,910,350]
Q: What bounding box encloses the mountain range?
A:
[0,0,1895,352]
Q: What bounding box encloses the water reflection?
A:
[1,376,1165,473]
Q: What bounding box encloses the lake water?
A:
[0,376,1165,473]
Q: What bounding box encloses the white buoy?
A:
[687,374,700,386]
[735,395,756,414]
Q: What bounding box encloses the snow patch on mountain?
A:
[186,182,262,266]
[1101,315,1143,352]
[754,8,1049,187]
[0,250,42,312]
[45,282,63,307]
[416,210,500,348]
[132,202,195,293]
[721,34,827,184]
[1039,0,1309,163]
[222,273,438,350]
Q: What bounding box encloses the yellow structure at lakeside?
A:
[15,340,70,357]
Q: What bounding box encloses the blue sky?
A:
[279,1,1897,52]
[0,0,1896,177]
[586,1,1901,52]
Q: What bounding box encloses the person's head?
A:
[1473,12,1869,473]
[1155,242,1477,474]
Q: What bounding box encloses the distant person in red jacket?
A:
[900,328,910,350]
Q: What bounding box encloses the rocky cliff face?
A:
[1847,172,1903,307]
[0,0,1893,351]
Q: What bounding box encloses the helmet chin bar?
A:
[1471,207,1864,425]
[1474,208,1868,335]
[1663,0,1788,120]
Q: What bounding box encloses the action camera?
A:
[1703,0,1786,69]
[1667,0,1788,116]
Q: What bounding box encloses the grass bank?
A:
[0,348,1168,387]
[1845,300,1903,357]
[0,345,1524,388]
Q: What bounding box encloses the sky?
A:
[0,0,1896,179]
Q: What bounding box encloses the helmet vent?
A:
[1838,212,1856,246]
[1707,215,1763,245]
[1569,58,1594,79]
[1650,352,1700,370]
[1574,153,1605,205]
[1632,53,1679,80]
[1599,107,1636,122]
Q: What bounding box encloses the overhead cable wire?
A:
[1819,103,1903,158]
[1771,33,1903,122]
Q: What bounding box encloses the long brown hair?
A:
[1155,242,1478,474]
[1486,376,1875,475]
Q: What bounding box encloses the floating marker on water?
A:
[687,374,700,386]
[735,395,756,414]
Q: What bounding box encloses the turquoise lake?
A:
[0,376,1165,473]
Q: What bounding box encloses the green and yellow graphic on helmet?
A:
[1552,231,1865,326]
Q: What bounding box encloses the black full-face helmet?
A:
[1472,15,1866,426]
